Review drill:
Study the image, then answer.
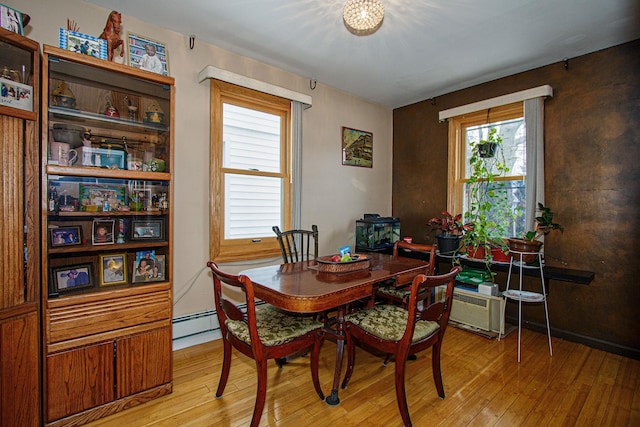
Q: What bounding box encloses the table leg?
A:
[325,306,345,406]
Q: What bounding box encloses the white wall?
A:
[9,0,393,317]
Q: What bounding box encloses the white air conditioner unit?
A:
[435,286,504,334]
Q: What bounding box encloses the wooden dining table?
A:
[239,252,429,405]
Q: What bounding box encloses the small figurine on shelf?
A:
[99,11,124,62]
[103,98,119,118]
[116,219,126,243]
[124,96,138,121]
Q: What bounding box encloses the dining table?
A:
[239,252,429,405]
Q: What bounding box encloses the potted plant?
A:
[506,202,563,263]
[426,211,466,255]
[460,127,519,269]
[477,127,501,158]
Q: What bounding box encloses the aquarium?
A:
[355,215,400,251]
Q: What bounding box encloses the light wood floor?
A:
[86,327,640,426]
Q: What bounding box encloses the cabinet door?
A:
[45,342,114,423]
[0,311,39,427]
[116,326,172,398]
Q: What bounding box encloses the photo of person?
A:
[140,43,163,74]
[100,254,126,285]
[50,227,82,247]
[1,6,23,35]
[92,220,115,245]
[133,250,155,282]
[52,264,93,293]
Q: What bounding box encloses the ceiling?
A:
[85,0,640,108]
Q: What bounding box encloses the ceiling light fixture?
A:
[343,0,385,36]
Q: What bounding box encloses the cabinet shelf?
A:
[49,106,168,133]
[46,164,170,180]
[48,240,168,255]
[50,209,166,218]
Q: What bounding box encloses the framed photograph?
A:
[49,226,83,248]
[59,28,107,60]
[131,219,164,241]
[342,126,373,168]
[99,253,127,286]
[0,5,24,35]
[50,263,93,294]
[79,183,126,212]
[92,219,115,245]
[132,250,164,283]
[127,33,169,76]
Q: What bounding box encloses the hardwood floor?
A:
[86,327,640,426]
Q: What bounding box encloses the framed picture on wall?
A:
[342,126,373,168]
[127,33,169,76]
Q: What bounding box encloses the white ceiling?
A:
[85,0,640,108]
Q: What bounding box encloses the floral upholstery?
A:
[377,285,410,300]
[226,305,323,347]
[345,304,439,342]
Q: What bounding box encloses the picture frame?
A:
[99,253,127,286]
[50,263,93,294]
[92,219,115,245]
[0,4,24,35]
[59,28,107,60]
[132,251,165,283]
[49,226,83,248]
[130,219,164,241]
[127,33,169,76]
[79,183,126,212]
[342,126,373,168]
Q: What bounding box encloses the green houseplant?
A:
[460,127,518,268]
[426,211,466,255]
[506,202,563,263]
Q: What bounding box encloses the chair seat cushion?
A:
[226,305,323,346]
[345,305,439,342]
[377,285,409,299]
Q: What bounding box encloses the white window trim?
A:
[198,66,312,108]
[439,85,552,122]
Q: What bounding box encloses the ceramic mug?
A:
[49,141,78,166]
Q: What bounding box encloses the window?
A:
[209,80,291,262]
[448,103,526,237]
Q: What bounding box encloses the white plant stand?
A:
[498,250,552,362]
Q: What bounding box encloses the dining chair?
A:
[272,224,318,263]
[341,266,461,427]
[207,261,325,427]
[376,241,437,307]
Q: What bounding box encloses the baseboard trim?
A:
[505,315,640,360]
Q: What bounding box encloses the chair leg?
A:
[341,330,356,389]
[216,338,232,397]
[383,353,392,366]
[310,333,325,400]
[394,352,413,427]
[275,357,287,368]
[251,359,268,427]
[432,342,445,398]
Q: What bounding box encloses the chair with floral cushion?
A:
[376,241,437,307]
[207,261,325,427]
[341,266,462,427]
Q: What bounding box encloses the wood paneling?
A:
[393,39,640,357]
[46,342,114,422]
[0,311,40,427]
[0,115,24,309]
[116,327,172,398]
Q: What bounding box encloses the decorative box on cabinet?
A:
[41,45,174,426]
[0,27,40,427]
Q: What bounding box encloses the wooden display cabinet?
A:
[41,45,174,426]
[0,27,40,427]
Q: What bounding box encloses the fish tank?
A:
[355,215,400,251]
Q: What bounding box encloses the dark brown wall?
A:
[393,39,640,357]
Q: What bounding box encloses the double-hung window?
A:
[209,80,291,262]
[448,103,526,237]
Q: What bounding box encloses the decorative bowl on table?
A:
[316,254,371,274]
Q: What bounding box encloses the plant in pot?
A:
[426,211,466,255]
[460,127,520,269]
[505,202,563,263]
